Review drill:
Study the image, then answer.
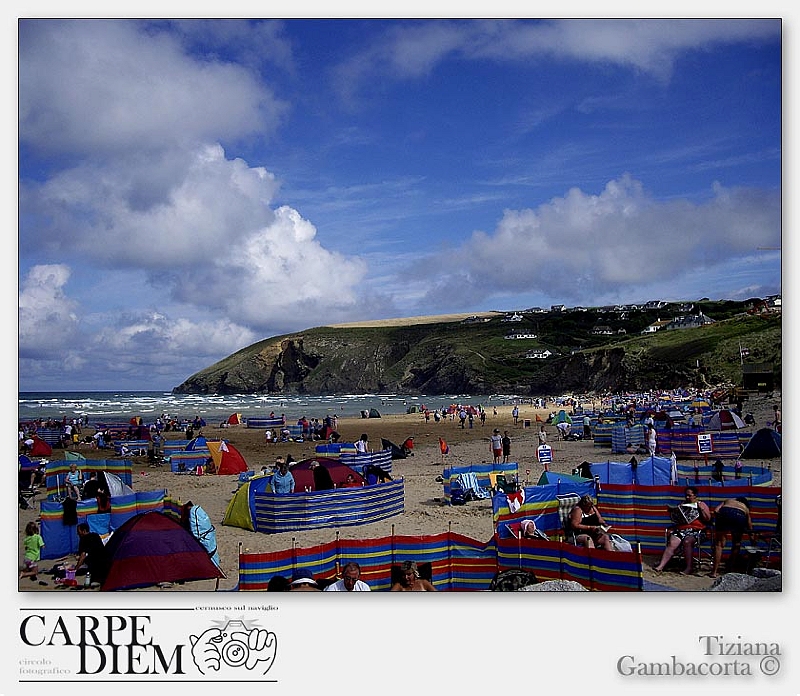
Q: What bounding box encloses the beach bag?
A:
[450,490,467,506]
[609,533,632,553]
[489,569,538,591]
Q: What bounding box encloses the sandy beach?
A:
[18,394,781,592]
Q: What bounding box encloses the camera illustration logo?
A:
[190,619,277,676]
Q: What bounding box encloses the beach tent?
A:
[222,475,272,531]
[101,511,225,591]
[646,410,677,428]
[182,502,220,568]
[226,413,242,425]
[64,451,86,462]
[740,427,782,459]
[100,471,135,497]
[207,440,249,475]
[706,409,747,431]
[666,409,686,424]
[536,470,590,486]
[185,436,208,451]
[28,436,53,457]
[553,410,572,424]
[381,438,409,459]
[368,408,381,418]
[290,457,365,491]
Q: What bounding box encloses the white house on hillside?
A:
[641,318,672,334]
[505,330,538,340]
[525,349,553,359]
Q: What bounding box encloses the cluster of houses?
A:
[460,295,781,360]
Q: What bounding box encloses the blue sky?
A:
[17,18,783,391]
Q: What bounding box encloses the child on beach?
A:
[20,521,46,584]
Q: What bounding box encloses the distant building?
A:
[591,325,614,335]
[525,349,553,359]
[504,330,538,340]
[551,304,566,312]
[742,363,775,392]
[641,318,671,334]
[663,313,715,330]
[501,312,524,322]
[766,294,782,309]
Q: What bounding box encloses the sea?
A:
[18,391,516,426]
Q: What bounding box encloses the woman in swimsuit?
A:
[390,561,437,591]
[568,495,613,550]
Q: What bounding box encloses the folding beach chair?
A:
[557,493,581,544]
[456,472,490,500]
[489,472,518,495]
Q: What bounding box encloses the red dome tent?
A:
[207,440,249,475]
[101,511,225,591]
[28,436,53,457]
[290,457,365,491]
[706,409,747,431]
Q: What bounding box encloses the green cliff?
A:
[172,302,781,396]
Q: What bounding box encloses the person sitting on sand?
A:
[324,562,371,591]
[65,462,83,499]
[341,473,361,488]
[567,495,613,550]
[709,497,754,578]
[519,519,544,539]
[390,561,437,592]
[75,522,109,587]
[653,486,711,575]
[289,569,321,592]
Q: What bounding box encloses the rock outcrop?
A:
[172,309,781,396]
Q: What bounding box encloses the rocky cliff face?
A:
[172,312,780,396]
[174,333,690,396]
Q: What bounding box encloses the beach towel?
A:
[506,488,526,513]
[457,472,489,499]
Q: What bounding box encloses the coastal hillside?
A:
[172,300,781,396]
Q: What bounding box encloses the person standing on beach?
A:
[490,429,502,464]
[512,405,519,425]
[272,459,295,495]
[20,521,45,583]
[646,424,657,456]
[502,431,512,463]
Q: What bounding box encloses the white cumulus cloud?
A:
[19,265,80,357]
[406,174,781,307]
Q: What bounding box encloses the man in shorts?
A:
[490,429,502,464]
[709,497,754,578]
